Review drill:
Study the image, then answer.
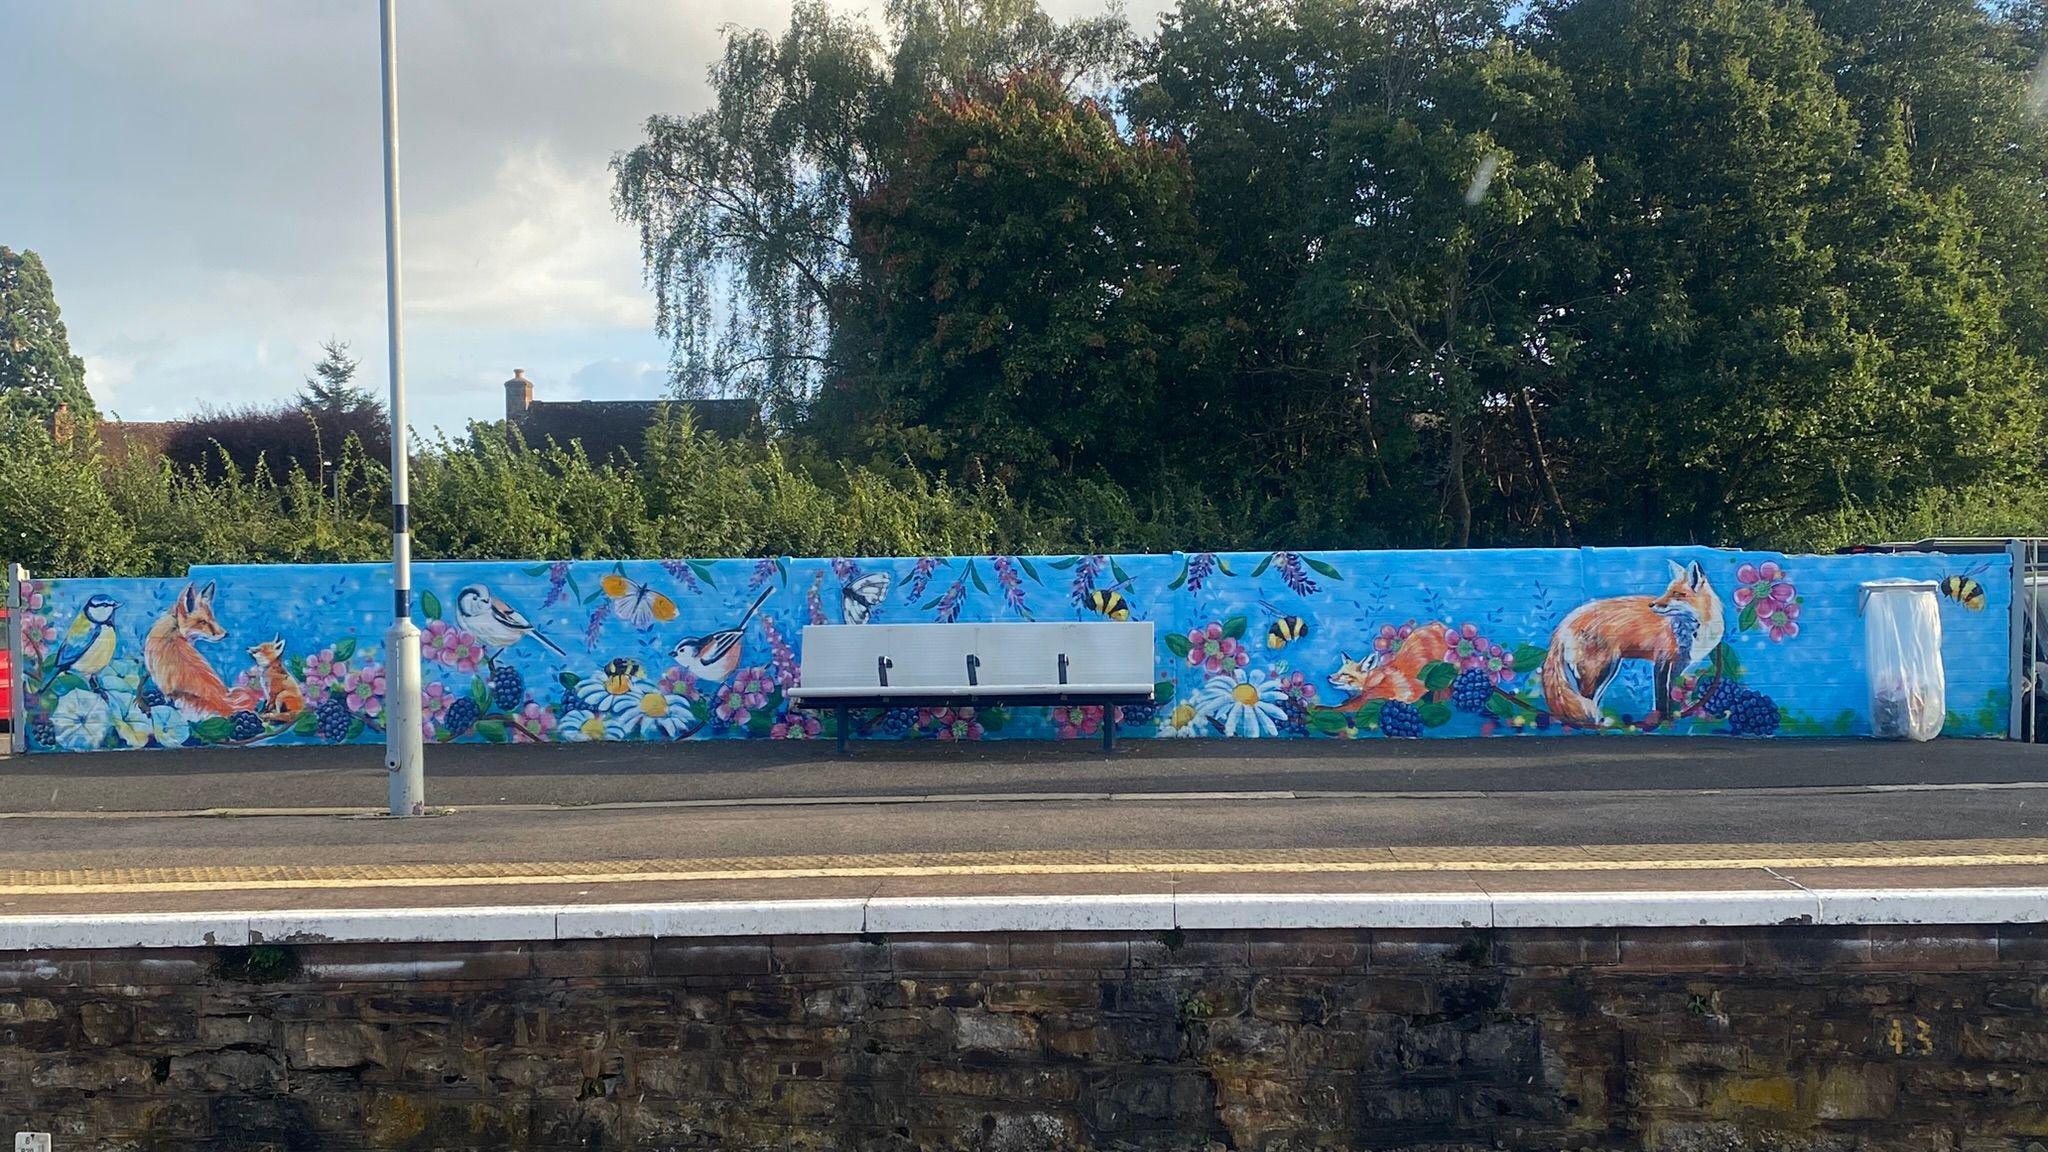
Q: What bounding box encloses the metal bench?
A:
[787,622,1156,752]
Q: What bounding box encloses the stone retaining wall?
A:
[5,926,2048,1150]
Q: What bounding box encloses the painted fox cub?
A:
[247,636,307,721]
[144,581,260,720]
[1326,622,1453,708]
[1541,560,1724,729]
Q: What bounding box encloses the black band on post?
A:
[394,588,411,616]
[391,504,409,531]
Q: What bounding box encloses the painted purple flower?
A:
[806,574,829,625]
[905,556,942,601]
[934,577,968,623]
[1735,561,1801,641]
[714,666,775,727]
[831,557,861,582]
[760,614,800,689]
[585,601,610,649]
[1185,552,1217,592]
[1069,555,1105,606]
[991,555,1028,615]
[748,557,779,590]
[541,561,571,608]
[660,560,704,594]
[1448,624,1512,682]
[1273,552,1320,596]
[1185,622,1250,675]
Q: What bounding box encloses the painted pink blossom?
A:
[1185,622,1249,674]
[714,667,775,726]
[1734,561,1801,641]
[920,707,983,741]
[512,702,557,742]
[1372,622,1417,656]
[344,664,386,720]
[760,614,799,689]
[770,712,821,739]
[418,682,454,739]
[905,557,942,601]
[302,647,348,694]
[1449,624,1516,685]
[1052,704,1103,740]
[422,620,486,672]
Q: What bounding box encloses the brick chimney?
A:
[504,368,533,420]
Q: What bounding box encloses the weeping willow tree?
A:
[609,0,1129,427]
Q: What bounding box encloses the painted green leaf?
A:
[1510,644,1548,673]
[1220,615,1247,640]
[1166,569,1187,591]
[345,717,365,742]
[1110,558,1132,585]
[1017,557,1040,582]
[1046,557,1079,570]
[979,706,1010,732]
[1153,679,1176,704]
[287,656,307,680]
[332,637,358,663]
[688,560,717,588]
[191,717,234,744]
[1417,701,1453,728]
[1250,554,1274,577]
[1308,708,1352,735]
[968,562,988,594]
[471,678,491,709]
[1216,558,1237,576]
[1163,633,1192,658]
[1419,661,1458,692]
[48,672,87,695]
[292,710,320,736]
[558,671,580,693]
[476,718,508,744]
[1485,693,1520,720]
[521,564,550,576]
[1738,602,1759,631]
[420,590,442,621]
[1356,698,1386,728]
[1302,556,1343,581]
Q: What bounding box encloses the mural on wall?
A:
[10,547,2015,753]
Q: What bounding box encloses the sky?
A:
[0,0,1158,436]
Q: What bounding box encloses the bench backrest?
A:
[798,622,1155,693]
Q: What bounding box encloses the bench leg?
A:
[836,705,849,756]
[1102,714,1115,754]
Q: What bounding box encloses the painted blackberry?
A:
[1726,690,1779,737]
[1276,694,1310,737]
[1700,680,1743,717]
[1450,668,1494,713]
[443,698,480,737]
[230,710,265,741]
[489,665,524,711]
[1380,699,1425,739]
[871,707,917,737]
[140,684,167,710]
[315,697,352,742]
[1118,700,1160,730]
[31,719,57,749]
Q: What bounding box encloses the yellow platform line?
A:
[7,840,2048,896]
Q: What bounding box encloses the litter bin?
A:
[1860,578,1945,741]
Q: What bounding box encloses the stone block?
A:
[771,936,890,975]
[952,1009,1040,1052]
[1369,929,1491,970]
[529,939,652,979]
[1495,929,1622,968]
[1249,974,1327,1024]
[1617,928,1749,970]
[890,934,1007,973]
[1816,1062,1898,1120]
[284,1019,388,1070]
[165,1049,286,1093]
[985,980,1101,1013]
[651,939,773,978]
[1007,932,1130,972]
[1247,929,1368,971]
[76,999,132,1046]
[1705,1073,1802,1118]
[1867,927,2000,970]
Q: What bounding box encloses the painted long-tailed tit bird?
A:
[670,585,775,684]
[455,583,567,657]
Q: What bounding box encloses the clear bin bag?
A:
[1861,581,1946,742]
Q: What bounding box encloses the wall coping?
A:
[6,887,2046,951]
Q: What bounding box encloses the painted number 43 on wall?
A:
[1880,1015,1938,1056]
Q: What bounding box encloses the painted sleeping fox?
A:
[1541,560,1725,730]
[144,581,260,720]
[247,636,307,721]
[1326,621,1453,709]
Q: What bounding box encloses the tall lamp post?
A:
[380,0,425,815]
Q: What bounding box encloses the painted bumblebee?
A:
[1940,562,1989,612]
[602,657,645,694]
[1266,614,1310,649]
[1083,588,1132,621]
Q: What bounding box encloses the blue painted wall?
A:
[11,547,2013,752]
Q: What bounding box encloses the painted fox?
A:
[1541,560,1724,729]
[1326,622,1453,709]
[247,636,307,721]
[144,581,260,720]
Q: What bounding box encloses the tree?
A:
[610,0,1129,423]
[299,338,382,421]
[0,247,94,422]
[816,74,1237,501]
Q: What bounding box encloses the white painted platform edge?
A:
[6,888,2048,950]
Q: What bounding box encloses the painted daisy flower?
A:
[616,687,698,740]
[1157,701,1204,738]
[52,691,111,751]
[1193,668,1288,738]
[557,708,621,742]
[573,673,638,715]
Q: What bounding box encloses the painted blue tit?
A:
[44,594,119,689]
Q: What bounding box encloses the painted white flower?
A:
[107,691,151,749]
[100,659,144,695]
[615,688,698,740]
[574,674,637,716]
[1156,700,1206,738]
[52,691,112,751]
[1193,668,1288,738]
[149,705,190,747]
[557,708,623,742]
